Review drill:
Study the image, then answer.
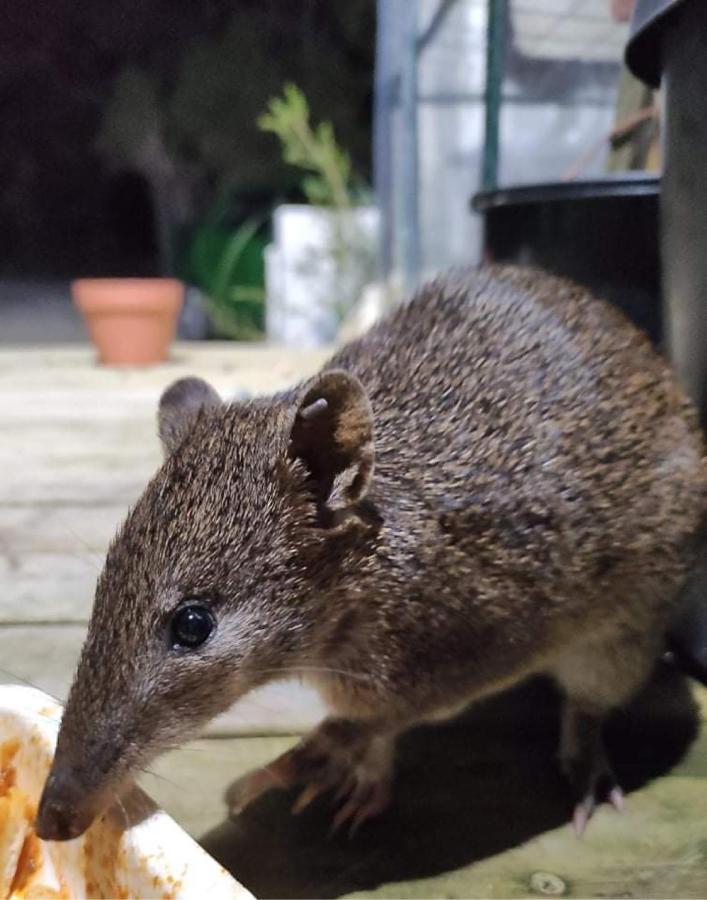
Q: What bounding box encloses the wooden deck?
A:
[1,344,706,899]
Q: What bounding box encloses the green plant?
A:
[258,83,359,209]
[188,207,266,340]
[258,84,377,325]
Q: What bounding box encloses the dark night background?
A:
[0,0,376,279]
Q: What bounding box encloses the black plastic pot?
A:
[626,0,686,87]
[472,176,662,346]
[473,173,707,685]
[624,0,707,684]
[627,0,707,431]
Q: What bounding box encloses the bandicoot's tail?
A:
[667,535,707,685]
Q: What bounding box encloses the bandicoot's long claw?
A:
[330,779,391,838]
[227,756,295,814]
[608,786,625,813]
[571,783,625,838]
[291,782,326,815]
[572,796,594,839]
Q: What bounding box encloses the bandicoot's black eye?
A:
[170,604,215,650]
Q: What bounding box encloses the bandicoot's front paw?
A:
[326,772,392,836]
[226,721,395,834]
[225,737,334,814]
[225,760,294,815]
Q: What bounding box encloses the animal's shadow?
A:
[200,663,700,899]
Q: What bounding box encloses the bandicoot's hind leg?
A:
[552,628,660,836]
[558,701,624,836]
[226,717,396,834]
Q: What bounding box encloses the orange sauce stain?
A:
[0,737,20,794]
[0,737,201,898]
[82,817,130,899]
[9,829,41,894]
[0,772,69,899]
[0,788,13,832]
[19,887,68,898]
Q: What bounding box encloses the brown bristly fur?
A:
[37,265,706,840]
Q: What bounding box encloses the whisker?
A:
[65,550,102,574]
[136,766,180,791]
[56,520,105,572]
[162,744,210,753]
[249,664,373,684]
[112,793,130,830]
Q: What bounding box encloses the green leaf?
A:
[256,82,356,210]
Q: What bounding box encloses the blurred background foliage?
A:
[0,0,375,280]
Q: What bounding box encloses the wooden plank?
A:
[0,344,327,392]
[0,462,152,506]
[0,506,125,553]
[139,735,296,841]
[0,553,97,622]
[4,345,706,899]
[141,687,707,900]
[0,347,326,506]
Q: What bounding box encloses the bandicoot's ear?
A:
[158,377,222,456]
[289,369,374,521]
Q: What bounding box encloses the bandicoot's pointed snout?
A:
[35,768,97,841]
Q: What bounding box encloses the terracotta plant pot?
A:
[72,278,184,366]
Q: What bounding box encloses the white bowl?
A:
[0,684,253,899]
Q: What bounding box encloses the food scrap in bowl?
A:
[0,686,251,899]
[0,738,68,898]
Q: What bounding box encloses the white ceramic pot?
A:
[265,204,379,347]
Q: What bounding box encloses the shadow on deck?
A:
[202,662,703,899]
